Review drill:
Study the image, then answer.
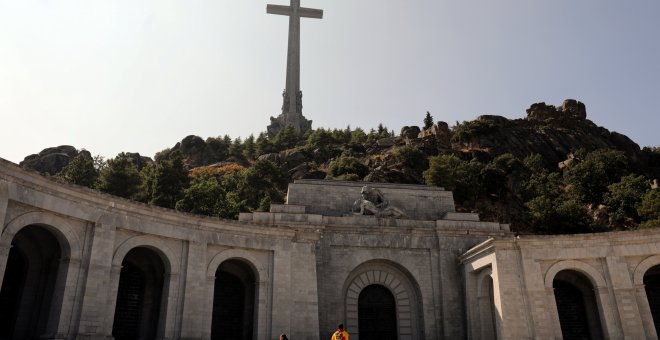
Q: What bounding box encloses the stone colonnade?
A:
[461,233,660,339]
[0,164,322,339]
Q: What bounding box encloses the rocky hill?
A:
[446,99,645,168]
[15,99,660,233]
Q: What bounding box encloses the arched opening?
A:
[553,270,603,340]
[211,259,256,340]
[644,265,660,334]
[112,247,166,340]
[0,225,64,339]
[358,284,397,340]
[478,275,497,340]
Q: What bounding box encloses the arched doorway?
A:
[112,247,166,340]
[553,270,603,340]
[644,265,660,334]
[358,284,397,340]
[0,225,64,339]
[211,259,256,340]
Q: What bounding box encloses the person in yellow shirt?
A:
[331,323,349,340]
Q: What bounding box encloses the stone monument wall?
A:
[286,180,456,220]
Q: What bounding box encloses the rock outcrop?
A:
[20,145,91,175]
[450,99,644,167]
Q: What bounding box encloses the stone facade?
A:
[460,231,660,339]
[1,157,660,339]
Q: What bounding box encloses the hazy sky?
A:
[1,0,659,164]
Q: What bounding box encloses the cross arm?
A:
[267,4,292,16]
[266,4,323,19]
[299,7,323,19]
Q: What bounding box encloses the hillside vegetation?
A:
[19,99,660,234]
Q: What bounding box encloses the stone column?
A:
[201,275,216,340]
[75,224,117,339]
[490,250,533,339]
[635,283,659,339]
[160,272,181,339]
[594,286,623,339]
[270,244,293,336]
[103,263,123,337]
[179,241,207,339]
[604,256,646,338]
[289,240,320,339]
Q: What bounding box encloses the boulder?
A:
[525,102,557,122]
[279,148,308,171]
[400,126,421,140]
[20,145,82,175]
[558,99,587,120]
[418,121,451,149]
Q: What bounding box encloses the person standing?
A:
[331,324,349,340]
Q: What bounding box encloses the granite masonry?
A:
[1,157,660,339]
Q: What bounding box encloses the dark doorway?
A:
[211,259,256,340]
[0,225,63,340]
[112,247,166,340]
[644,265,660,334]
[358,284,397,340]
[553,270,603,340]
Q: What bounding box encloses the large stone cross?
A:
[267,0,323,115]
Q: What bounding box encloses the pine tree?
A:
[424,111,434,129]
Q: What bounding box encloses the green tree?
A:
[273,125,301,151]
[243,134,256,160]
[524,171,591,234]
[638,188,660,228]
[393,146,428,171]
[150,151,190,208]
[423,154,483,204]
[176,176,225,216]
[423,111,434,130]
[481,153,524,198]
[563,149,629,204]
[98,152,143,199]
[175,164,247,218]
[57,152,98,188]
[604,174,649,224]
[326,156,369,180]
[350,128,367,144]
[241,160,286,212]
[255,132,274,157]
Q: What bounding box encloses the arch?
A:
[552,270,604,339]
[0,225,66,338]
[112,235,179,275]
[211,259,257,340]
[1,211,83,260]
[358,284,397,339]
[634,255,660,286]
[343,259,424,340]
[206,248,266,282]
[113,246,168,340]
[203,249,271,340]
[544,260,607,289]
